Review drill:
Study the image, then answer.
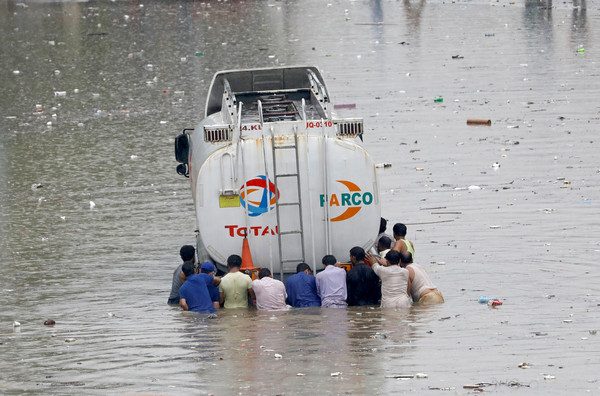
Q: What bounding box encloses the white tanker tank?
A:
[174,66,380,277]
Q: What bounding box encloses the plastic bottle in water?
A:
[478,296,494,304]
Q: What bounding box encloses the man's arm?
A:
[248,287,256,306]
[180,298,189,311]
[212,276,221,286]
[219,291,225,307]
[406,274,412,298]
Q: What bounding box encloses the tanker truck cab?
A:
[174,66,380,278]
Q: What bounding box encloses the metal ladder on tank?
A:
[270,126,306,278]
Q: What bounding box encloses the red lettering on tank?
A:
[225,225,237,237]
[250,226,261,236]
[237,227,247,237]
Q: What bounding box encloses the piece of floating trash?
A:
[274,353,282,359]
[467,119,491,126]
[334,103,356,109]
[385,374,415,379]
[478,296,497,304]
[416,168,424,171]
[330,372,342,377]
[31,183,43,190]
[13,321,21,327]
[590,330,597,335]
[130,155,138,160]
[451,55,464,59]
[65,338,76,343]
[415,373,428,379]
[577,48,584,53]
[370,333,387,339]
[468,185,481,190]
[375,163,392,168]
[434,97,443,103]
[89,201,96,209]
[296,373,305,376]
[463,384,482,389]
[54,91,67,97]
[13,70,20,75]
[507,125,519,129]
[492,162,500,169]
[563,319,573,323]
[489,225,500,229]
[518,362,531,369]
[44,319,56,326]
[544,375,556,380]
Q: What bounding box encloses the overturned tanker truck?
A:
[174,66,380,278]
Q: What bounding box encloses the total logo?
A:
[319,180,373,222]
[239,175,280,217]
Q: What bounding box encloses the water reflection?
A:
[570,0,587,46]
[403,0,426,35]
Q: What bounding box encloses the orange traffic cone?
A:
[241,237,260,279]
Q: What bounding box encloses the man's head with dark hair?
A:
[377,236,392,251]
[385,250,401,265]
[379,217,388,234]
[393,223,407,238]
[181,262,195,278]
[258,268,271,279]
[180,245,196,262]
[322,255,337,266]
[349,246,366,262]
[227,254,242,268]
[296,262,311,273]
[400,251,413,266]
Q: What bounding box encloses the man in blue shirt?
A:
[179,262,221,313]
[200,261,220,310]
[285,263,321,307]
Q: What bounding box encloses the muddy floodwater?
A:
[1,0,599,394]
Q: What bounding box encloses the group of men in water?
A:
[167,219,443,313]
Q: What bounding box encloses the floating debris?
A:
[467,119,491,126]
[518,362,531,369]
[330,372,342,377]
[415,373,428,379]
[13,321,21,327]
[274,353,282,359]
[334,103,356,109]
[65,338,76,343]
[44,319,56,326]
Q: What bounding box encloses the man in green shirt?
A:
[219,254,256,308]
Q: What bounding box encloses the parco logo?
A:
[319,180,373,222]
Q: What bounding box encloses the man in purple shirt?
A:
[315,255,347,308]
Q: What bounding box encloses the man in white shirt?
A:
[252,268,288,311]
